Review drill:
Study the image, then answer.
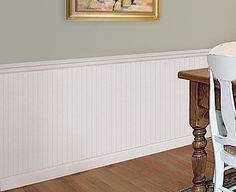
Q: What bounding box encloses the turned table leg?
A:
[192,127,207,192]
[189,81,209,192]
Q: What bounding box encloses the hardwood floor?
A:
[8,140,214,192]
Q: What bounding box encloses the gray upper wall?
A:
[0,0,236,64]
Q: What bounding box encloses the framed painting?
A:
[66,0,159,21]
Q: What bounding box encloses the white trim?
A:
[0,49,209,191]
[206,126,212,138]
[0,135,193,191]
[0,49,209,74]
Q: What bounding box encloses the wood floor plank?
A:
[90,168,146,192]
[8,189,25,192]
[23,185,40,192]
[7,139,215,192]
[70,171,120,192]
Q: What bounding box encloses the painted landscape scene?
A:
[76,0,153,12]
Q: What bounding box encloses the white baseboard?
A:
[0,136,193,191]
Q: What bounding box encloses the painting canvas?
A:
[66,0,159,20]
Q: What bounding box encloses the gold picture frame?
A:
[66,0,159,21]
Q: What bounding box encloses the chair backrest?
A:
[208,42,236,140]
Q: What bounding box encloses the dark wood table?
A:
[178,68,228,192]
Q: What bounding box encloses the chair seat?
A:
[225,145,236,156]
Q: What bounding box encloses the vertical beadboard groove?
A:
[0,51,208,191]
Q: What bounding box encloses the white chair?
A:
[208,42,236,192]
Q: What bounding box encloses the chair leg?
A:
[213,165,230,186]
[214,158,224,192]
[213,169,216,184]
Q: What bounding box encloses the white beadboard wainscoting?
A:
[0,50,208,191]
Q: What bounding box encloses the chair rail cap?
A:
[209,42,236,58]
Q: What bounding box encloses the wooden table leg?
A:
[192,127,207,192]
[189,81,209,192]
